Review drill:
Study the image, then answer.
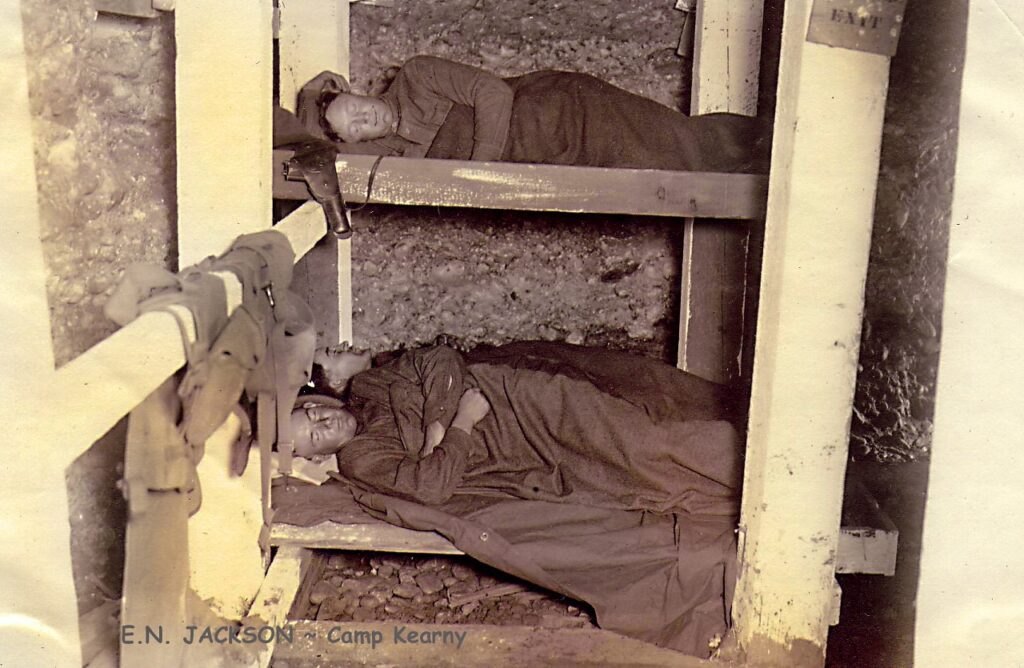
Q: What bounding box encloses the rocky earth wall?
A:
[849,1,965,461]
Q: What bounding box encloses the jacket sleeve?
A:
[338,412,475,506]
[390,345,466,430]
[402,56,513,161]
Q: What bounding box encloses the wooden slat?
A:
[121,379,190,668]
[691,0,765,115]
[836,528,898,576]
[277,0,347,112]
[271,520,460,554]
[271,521,463,554]
[677,0,765,380]
[175,0,274,267]
[836,477,898,576]
[273,151,768,220]
[275,199,331,260]
[277,0,354,346]
[245,546,312,668]
[272,621,718,667]
[272,519,889,573]
[677,220,750,382]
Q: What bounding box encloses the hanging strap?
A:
[256,391,276,559]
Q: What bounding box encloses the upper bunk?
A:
[271,151,769,220]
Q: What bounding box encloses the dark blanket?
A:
[339,342,743,516]
[429,71,770,172]
[356,489,737,656]
[272,478,737,656]
[329,342,744,656]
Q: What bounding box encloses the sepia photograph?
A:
[1,0,1021,666]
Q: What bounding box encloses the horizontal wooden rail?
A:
[271,520,463,554]
[51,202,326,466]
[272,518,895,574]
[273,151,768,220]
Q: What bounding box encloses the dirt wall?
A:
[849,1,966,462]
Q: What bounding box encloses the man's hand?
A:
[451,388,491,434]
[423,420,446,456]
[306,70,351,96]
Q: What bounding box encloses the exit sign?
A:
[807,0,908,57]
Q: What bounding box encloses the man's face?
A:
[324,93,394,142]
[291,404,358,459]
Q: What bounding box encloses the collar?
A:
[382,91,400,136]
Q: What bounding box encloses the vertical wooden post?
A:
[677,0,764,383]
[278,0,353,346]
[0,3,81,664]
[175,0,274,267]
[120,380,190,668]
[915,2,1024,664]
[730,2,890,664]
[174,0,273,618]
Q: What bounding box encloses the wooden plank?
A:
[677,220,750,382]
[271,521,464,554]
[730,0,891,662]
[78,600,120,665]
[244,546,312,668]
[288,551,328,620]
[677,0,765,380]
[836,528,898,576]
[275,199,331,260]
[691,0,765,115]
[277,0,353,346]
[188,412,266,620]
[273,152,769,220]
[175,0,274,267]
[277,0,345,112]
[120,379,190,668]
[273,518,892,575]
[837,475,898,575]
[272,621,718,667]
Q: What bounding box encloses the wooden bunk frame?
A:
[1,1,896,666]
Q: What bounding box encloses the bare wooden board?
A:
[271,621,720,667]
[837,478,899,576]
[121,380,190,668]
[677,219,752,382]
[273,151,768,220]
[271,518,891,574]
[271,521,463,555]
[245,546,312,668]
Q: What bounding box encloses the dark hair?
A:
[317,90,344,143]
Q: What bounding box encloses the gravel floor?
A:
[295,552,594,629]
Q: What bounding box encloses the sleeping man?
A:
[274,55,770,173]
[286,340,745,656]
[293,340,743,516]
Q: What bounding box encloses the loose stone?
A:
[392,584,420,599]
[416,572,444,595]
[309,581,337,606]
